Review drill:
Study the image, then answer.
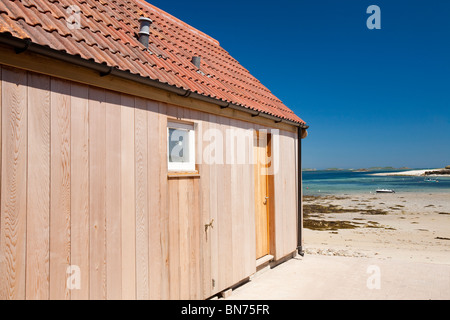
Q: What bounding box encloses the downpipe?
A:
[297,126,308,257]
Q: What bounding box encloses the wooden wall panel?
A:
[158,103,170,300]
[286,131,298,254]
[282,134,291,256]
[0,67,27,300]
[147,99,161,300]
[273,131,298,260]
[178,178,190,299]
[135,99,149,300]
[273,132,282,260]
[230,120,244,284]
[275,133,285,259]
[50,78,71,300]
[219,119,233,291]
[166,177,203,299]
[242,122,256,278]
[268,131,277,259]
[88,87,106,300]
[199,112,212,298]
[285,132,297,256]
[207,114,219,296]
[190,178,201,300]
[194,111,203,282]
[274,132,283,260]
[168,179,180,300]
[105,91,122,300]
[70,83,90,300]
[147,100,171,300]
[120,94,136,300]
[0,65,299,300]
[26,73,50,299]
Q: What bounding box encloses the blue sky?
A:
[148,0,450,170]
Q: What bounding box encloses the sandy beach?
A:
[226,192,450,300]
[303,192,450,264]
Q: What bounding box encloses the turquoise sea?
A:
[302,169,450,195]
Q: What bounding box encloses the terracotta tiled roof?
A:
[0,0,305,124]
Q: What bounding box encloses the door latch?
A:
[205,219,214,233]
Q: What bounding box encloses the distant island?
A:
[304,167,411,172]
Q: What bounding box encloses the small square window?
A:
[167,120,196,172]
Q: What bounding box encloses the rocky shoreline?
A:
[424,169,450,176]
[304,247,368,258]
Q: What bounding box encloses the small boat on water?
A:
[376,189,396,194]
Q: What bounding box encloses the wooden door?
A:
[254,132,270,259]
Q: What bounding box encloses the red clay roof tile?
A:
[0,0,304,124]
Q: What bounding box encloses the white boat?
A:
[376,189,396,194]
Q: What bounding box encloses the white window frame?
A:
[167,120,196,173]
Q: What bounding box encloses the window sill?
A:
[167,171,200,179]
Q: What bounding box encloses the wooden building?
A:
[0,0,308,300]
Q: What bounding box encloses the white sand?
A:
[370,169,445,176]
[303,193,450,264]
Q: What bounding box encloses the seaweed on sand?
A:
[303,219,360,231]
[303,204,388,216]
[303,199,390,231]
